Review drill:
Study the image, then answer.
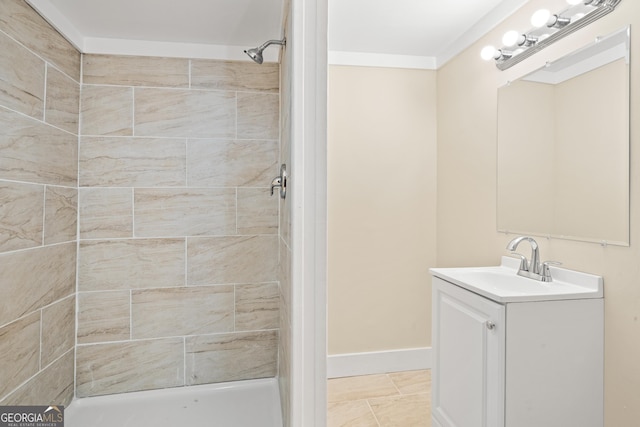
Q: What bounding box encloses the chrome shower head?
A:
[244,38,286,64]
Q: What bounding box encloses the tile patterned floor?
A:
[327,370,431,427]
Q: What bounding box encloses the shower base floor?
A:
[65,378,283,427]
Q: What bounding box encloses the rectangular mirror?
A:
[497,27,630,246]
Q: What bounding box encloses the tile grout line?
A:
[366,398,383,427]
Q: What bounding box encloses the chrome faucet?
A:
[507,236,540,275]
[506,236,558,281]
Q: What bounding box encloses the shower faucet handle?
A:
[270,176,282,196]
[270,164,287,199]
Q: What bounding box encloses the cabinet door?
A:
[432,277,506,427]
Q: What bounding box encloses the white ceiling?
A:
[26,0,528,67]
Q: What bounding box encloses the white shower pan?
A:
[65,378,283,427]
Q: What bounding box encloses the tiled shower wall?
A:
[278,0,293,425]
[76,54,282,397]
[0,0,79,406]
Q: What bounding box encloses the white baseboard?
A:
[327,347,432,379]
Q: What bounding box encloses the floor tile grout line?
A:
[386,373,403,396]
[365,398,383,427]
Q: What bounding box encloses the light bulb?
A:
[531,9,551,27]
[566,0,582,5]
[480,45,497,61]
[502,31,521,47]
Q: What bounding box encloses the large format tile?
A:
[327,400,379,427]
[237,92,279,140]
[0,0,80,81]
[389,370,432,395]
[191,60,279,93]
[80,137,186,187]
[45,65,80,134]
[327,374,399,403]
[0,107,78,186]
[0,31,45,119]
[0,243,76,326]
[0,312,41,398]
[81,85,133,136]
[78,238,185,291]
[187,235,278,285]
[134,88,235,138]
[0,350,74,407]
[41,295,75,367]
[235,283,280,331]
[237,187,278,235]
[76,338,185,397]
[0,181,44,252]
[44,186,77,244]
[368,393,431,427]
[185,330,278,385]
[83,55,189,87]
[77,291,131,344]
[132,286,234,339]
[187,139,278,187]
[134,188,236,237]
[79,188,133,238]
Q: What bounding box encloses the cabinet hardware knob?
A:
[486,321,496,330]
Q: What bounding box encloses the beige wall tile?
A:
[0,0,80,81]
[185,330,277,385]
[0,243,76,326]
[83,54,189,87]
[132,286,234,339]
[76,338,184,397]
[0,350,74,406]
[80,137,186,187]
[191,60,279,93]
[187,139,278,187]
[41,295,75,367]
[279,240,292,321]
[237,92,279,140]
[0,31,45,119]
[45,65,79,134]
[44,186,77,245]
[134,88,235,138]
[78,238,185,291]
[0,312,41,397]
[0,181,44,252]
[77,291,131,344]
[134,188,236,237]
[81,85,133,136]
[187,235,278,285]
[235,283,279,331]
[0,108,78,186]
[237,188,278,234]
[79,188,132,239]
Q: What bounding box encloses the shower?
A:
[244,38,286,64]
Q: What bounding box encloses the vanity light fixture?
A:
[481,0,622,70]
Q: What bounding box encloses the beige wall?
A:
[0,0,79,406]
[328,65,437,354]
[437,0,640,424]
[75,54,282,397]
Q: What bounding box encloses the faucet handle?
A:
[510,252,529,271]
[541,260,562,282]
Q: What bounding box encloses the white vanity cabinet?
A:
[431,268,604,427]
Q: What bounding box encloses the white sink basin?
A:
[430,256,603,303]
